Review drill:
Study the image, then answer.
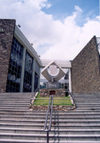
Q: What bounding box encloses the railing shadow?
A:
[52,110,60,143]
[44,95,53,143]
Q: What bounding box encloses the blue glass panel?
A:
[6,37,23,92]
[23,51,33,92]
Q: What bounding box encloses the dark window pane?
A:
[6,37,23,92]
[34,72,39,91]
[23,51,33,92]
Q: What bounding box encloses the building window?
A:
[23,51,33,92]
[6,37,23,92]
[34,72,39,91]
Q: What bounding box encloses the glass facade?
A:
[23,51,33,92]
[6,37,40,92]
[6,37,23,92]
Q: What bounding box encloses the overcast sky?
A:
[0,0,100,60]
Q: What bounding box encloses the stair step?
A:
[0,118,100,124]
[0,139,100,143]
[0,93,100,142]
[0,133,100,141]
[1,115,100,120]
[0,128,100,135]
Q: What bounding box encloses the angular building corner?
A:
[71,36,100,94]
[0,19,16,92]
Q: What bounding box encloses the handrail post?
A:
[47,130,49,143]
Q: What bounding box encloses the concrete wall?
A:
[0,19,15,92]
[72,36,100,94]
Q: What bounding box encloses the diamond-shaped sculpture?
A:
[41,61,65,82]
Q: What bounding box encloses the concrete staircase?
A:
[0,93,100,142]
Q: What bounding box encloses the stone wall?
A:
[72,36,100,94]
[40,88,66,97]
[0,19,15,92]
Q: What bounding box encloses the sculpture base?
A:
[40,88,66,97]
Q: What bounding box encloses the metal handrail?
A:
[30,92,37,105]
[44,95,53,143]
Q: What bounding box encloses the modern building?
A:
[0,19,41,93]
[41,36,100,94]
[0,19,100,94]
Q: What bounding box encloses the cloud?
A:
[74,5,83,13]
[0,0,100,60]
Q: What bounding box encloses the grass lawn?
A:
[33,94,73,106]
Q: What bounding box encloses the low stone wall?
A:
[40,88,66,97]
